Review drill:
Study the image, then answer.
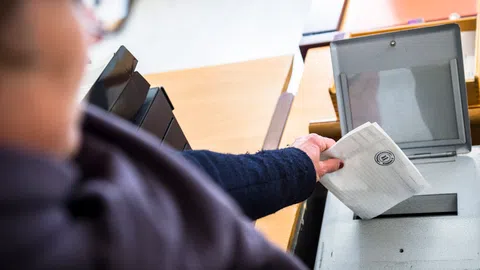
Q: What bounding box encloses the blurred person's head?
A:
[0,1,88,158]
[0,1,131,159]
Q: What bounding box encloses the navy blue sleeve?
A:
[181,148,317,220]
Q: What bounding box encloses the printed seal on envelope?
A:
[375,151,395,166]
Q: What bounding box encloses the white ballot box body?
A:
[316,24,480,269]
[314,147,480,269]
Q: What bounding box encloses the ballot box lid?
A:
[331,24,471,156]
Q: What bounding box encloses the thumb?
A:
[317,159,344,176]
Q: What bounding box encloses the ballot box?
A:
[310,15,480,146]
[304,24,480,269]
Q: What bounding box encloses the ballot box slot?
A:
[408,151,456,160]
[353,193,458,220]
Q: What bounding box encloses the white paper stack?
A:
[320,122,430,219]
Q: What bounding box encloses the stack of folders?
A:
[319,122,431,219]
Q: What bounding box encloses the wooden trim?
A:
[475,1,480,78]
[350,16,476,38]
[338,0,350,31]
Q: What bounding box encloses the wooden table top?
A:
[144,55,293,155]
[341,0,476,32]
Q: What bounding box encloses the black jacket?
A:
[0,105,316,269]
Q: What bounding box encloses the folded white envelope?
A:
[319,122,431,219]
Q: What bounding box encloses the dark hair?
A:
[0,1,27,68]
[0,1,18,25]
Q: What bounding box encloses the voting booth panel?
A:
[86,46,191,151]
[306,25,480,269]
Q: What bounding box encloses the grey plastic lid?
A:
[330,24,471,156]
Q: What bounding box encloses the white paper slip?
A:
[319,122,431,219]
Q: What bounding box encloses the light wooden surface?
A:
[342,0,476,32]
[145,55,301,249]
[254,47,336,250]
[476,0,480,77]
[144,55,293,155]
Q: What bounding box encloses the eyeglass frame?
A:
[76,0,136,37]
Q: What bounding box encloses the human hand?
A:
[291,134,344,181]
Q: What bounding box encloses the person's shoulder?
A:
[82,104,242,213]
